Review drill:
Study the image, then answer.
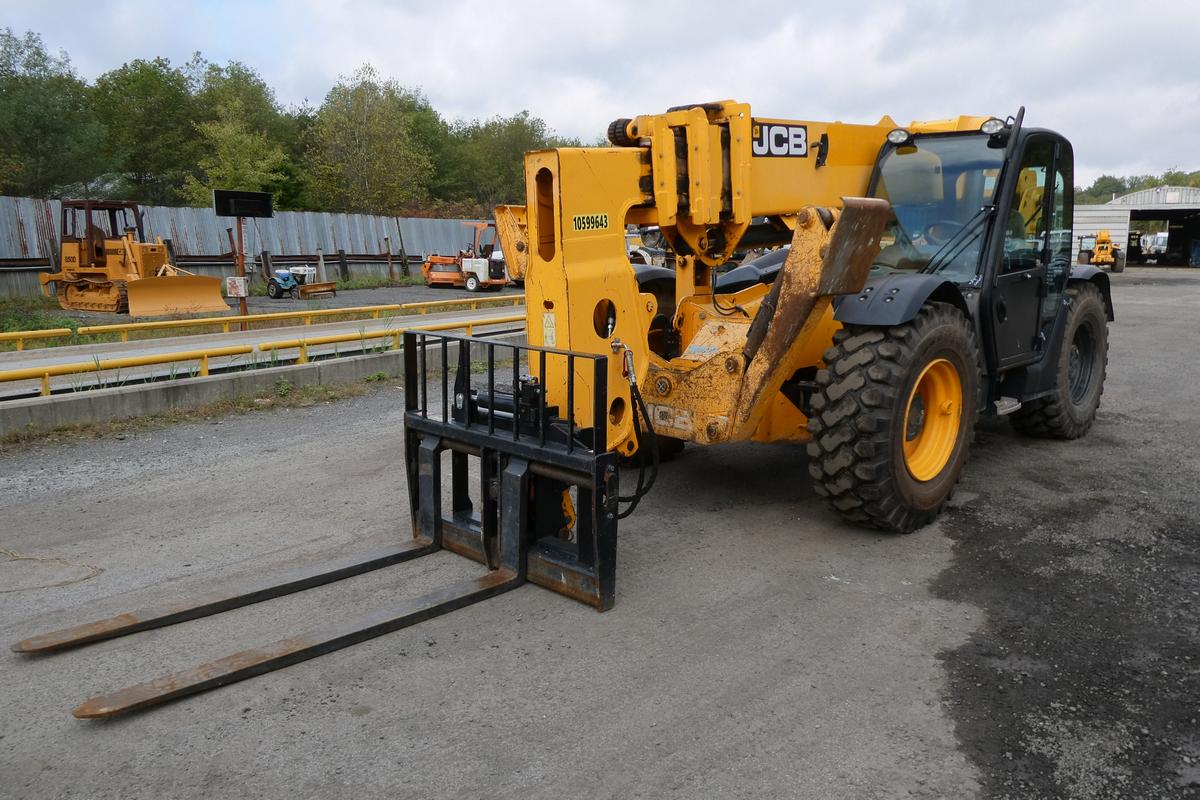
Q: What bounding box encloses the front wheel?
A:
[464,274,480,292]
[1010,283,1108,439]
[1110,250,1126,273]
[807,302,980,533]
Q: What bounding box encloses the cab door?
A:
[989,135,1061,369]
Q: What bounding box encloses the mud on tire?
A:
[1010,282,1108,440]
[806,302,980,533]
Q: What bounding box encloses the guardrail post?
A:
[223,323,230,333]
[298,344,308,365]
[40,373,50,396]
[121,331,129,342]
[393,332,402,350]
[200,355,209,377]
[466,323,474,336]
[16,338,23,351]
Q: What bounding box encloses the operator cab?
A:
[864,117,1083,372]
[868,132,1006,282]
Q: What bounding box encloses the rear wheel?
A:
[1111,249,1126,273]
[1011,283,1108,439]
[464,274,480,292]
[1078,250,1093,265]
[807,302,980,533]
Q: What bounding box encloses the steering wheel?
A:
[921,220,964,246]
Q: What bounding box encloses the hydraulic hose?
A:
[617,378,660,519]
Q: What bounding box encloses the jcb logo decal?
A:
[751,121,808,157]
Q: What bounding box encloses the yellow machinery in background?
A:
[493,204,528,284]
[1078,229,1125,272]
[40,200,229,318]
[12,101,1118,719]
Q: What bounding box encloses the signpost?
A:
[214,190,274,328]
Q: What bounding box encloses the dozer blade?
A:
[126,275,229,318]
[73,569,520,719]
[12,542,434,655]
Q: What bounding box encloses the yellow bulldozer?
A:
[14,101,1115,718]
[40,200,229,317]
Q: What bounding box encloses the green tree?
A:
[0,28,110,196]
[92,57,199,204]
[306,65,432,214]
[187,55,286,138]
[433,111,580,209]
[180,100,290,206]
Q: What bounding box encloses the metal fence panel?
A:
[0,196,488,260]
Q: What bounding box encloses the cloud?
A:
[5,0,1198,185]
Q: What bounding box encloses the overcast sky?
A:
[4,0,1197,187]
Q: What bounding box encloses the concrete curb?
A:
[1,331,526,437]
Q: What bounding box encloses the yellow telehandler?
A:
[14,101,1114,718]
[1078,229,1125,273]
[40,200,229,317]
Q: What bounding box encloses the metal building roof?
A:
[1109,185,1200,209]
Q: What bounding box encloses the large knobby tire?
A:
[807,302,981,533]
[1010,283,1108,439]
[1111,250,1126,273]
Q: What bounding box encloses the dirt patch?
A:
[933,417,1200,799]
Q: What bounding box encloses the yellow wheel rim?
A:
[902,358,963,482]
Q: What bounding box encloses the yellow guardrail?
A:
[0,313,527,397]
[258,314,527,364]
[2,346,255,397]
[0,328,75,349]
[0,294,525,351]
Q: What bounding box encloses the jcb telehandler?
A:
[1078,229,1125,273]
[14,101,1112,718]
[40,200,229,317]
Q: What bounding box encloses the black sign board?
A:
[213,190,274,218]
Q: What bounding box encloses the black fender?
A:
[714,248,790,293]
[1067,264,1114,320]
[833,272,969,327]
[631,263,675,288]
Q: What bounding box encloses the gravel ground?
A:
[0,267,1196,799]
[934,268,1200,799]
